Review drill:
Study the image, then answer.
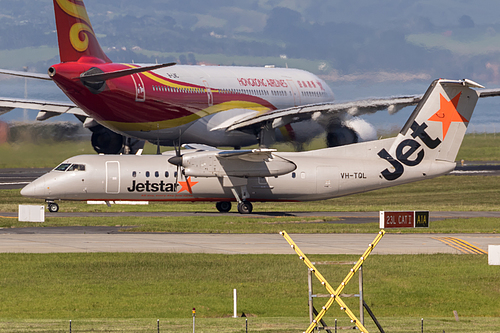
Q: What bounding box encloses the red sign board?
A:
[380,211,429,228]
[380,211,413,228]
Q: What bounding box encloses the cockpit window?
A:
[68,164,86,171]
[54,163,86,172]
[54,163,71,171]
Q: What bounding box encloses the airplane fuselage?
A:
[20,138,455,204]
[49,61,334,146]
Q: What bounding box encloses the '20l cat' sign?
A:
[379,211,429,228]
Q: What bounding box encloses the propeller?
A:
[168,132,184,185]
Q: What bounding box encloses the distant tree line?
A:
[1,0,500,81]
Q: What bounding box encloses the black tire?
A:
[216,201,232,213]
[48,203,59,213]
[237,201,253,214]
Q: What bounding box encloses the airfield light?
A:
[192,308,196,333]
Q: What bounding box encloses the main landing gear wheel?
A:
[48,202,59,213]
[237,201,253,214]
[216,201,232,213]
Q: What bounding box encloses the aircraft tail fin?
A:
[378,79,481,181]
[53,0,111,63]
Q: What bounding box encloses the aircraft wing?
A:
[226,87,500,133]
[217,148,277,162]
[181,144,277,162]
[226,95,422,133]
[0,97,86,120]
[477,88,500,98]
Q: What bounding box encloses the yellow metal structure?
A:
[280,230,385,333]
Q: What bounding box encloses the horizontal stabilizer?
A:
[77,62,176,82]
[0,69,51,81]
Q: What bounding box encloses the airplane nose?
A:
[20,178,45,198]
[20,182,35,197]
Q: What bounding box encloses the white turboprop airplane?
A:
[21,78,480,213]
[2,0,499,154]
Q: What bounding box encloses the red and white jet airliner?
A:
[1,0,499,153]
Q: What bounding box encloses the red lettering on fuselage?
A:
[237,78,288,88]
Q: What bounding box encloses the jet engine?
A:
[326,118,377,147]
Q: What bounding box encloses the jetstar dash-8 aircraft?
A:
[22,78,480,213]
[2,0,499,154]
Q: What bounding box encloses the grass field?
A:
[0,253,498,332]
[0,133,499,168]
[1,135,499,331]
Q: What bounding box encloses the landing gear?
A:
[216,201,232,213]
[47,202,59,213]
[237,201,253,214]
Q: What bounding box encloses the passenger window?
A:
[155,171,159,177]
[165,171,169,178]
[292,172,296,179]
[132,171,137,177]
[146,171,150,177]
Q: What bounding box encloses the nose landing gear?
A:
[46,201,59,213]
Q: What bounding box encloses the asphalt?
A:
[0,211,499,254]
[0,232,497,255]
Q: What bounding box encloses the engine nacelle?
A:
[178,151,296,178]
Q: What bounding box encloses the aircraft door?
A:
[286,79,301,106]
[106,161,120,193]
[202,80,213,106]
[131,73,146,102]
[316,166,338,195]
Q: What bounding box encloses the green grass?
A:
[0,214,499,234]
[0,253,498,332]
[0,141,172,169]
[1,133,499,168]
[1,317,499,333]
[456,133,500,161]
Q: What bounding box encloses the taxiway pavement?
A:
[0,231,497,255]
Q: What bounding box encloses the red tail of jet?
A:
[53,0,111,63]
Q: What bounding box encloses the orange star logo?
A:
[178,176,198,194]
[428,92,468,139]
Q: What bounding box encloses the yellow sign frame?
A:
[280,230,385,333]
